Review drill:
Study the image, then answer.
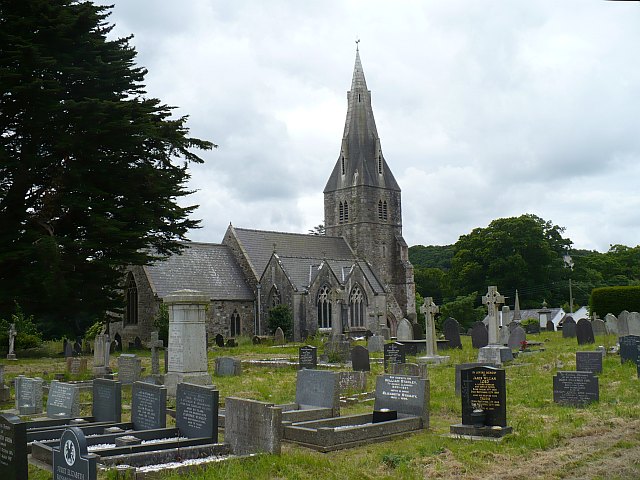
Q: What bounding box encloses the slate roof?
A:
[232,227,355,280]
[144,242,253,301]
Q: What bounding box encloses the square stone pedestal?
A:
[477,345,513,365]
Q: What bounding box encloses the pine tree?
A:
[0,0,215,335]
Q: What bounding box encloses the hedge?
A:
[589,286,640,317]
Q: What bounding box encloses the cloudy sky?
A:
[98,0,640,253]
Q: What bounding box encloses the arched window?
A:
[349,285,366,328]
[344,201,349,222]
[378,200,383,220]
[378,155,382,174]
[269,286,281,308]
[125,273,138,325]
[317,285,332,329]
[383,200,388,220]
[341,156,345,175]
[230,310,241,337]
[339,202,344,223]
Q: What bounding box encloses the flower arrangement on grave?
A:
[520,340,529,351]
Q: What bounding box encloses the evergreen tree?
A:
[0,0,215,336]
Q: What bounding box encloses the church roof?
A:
[231,227,355,280]
[144,242,253,300]
[324,49,400,194]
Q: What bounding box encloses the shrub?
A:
[154,303,169,344]
[267,304,293,338]
[84,320,104,342]
[0,302,43,350]
[589,286,640,317]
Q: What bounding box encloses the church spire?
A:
[324,47,400,193]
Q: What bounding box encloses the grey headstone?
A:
[374,374,430,426]
[274,327,285,345]
[367,334,385,353]
[64,340,73,358]
[525,323,540,334]
[617,311,630,336]
[443,318,462,349]
[470,321,488,349]
[117,354,141,385]
[396,318,413,341]
[14,376,43,415]
[92,378,122,423]
[215,357,242,376]
[591,319,607,336]
[52,427,97,480]
[562,316,577,338]
[0,414,27,480]
[604,313,618,335]
[576,351,603,374]
[628,312,640,336]
[507,325,527,350]
[390,362,428,379]
[46,381,80,419]
[176,383,218,440]
[619,335,640,365]
[296,369,339,413]
[324,335,350,362]
[131,382,167,430]
[224,397,282,455]
[337,371,367,393]
[576,319,595,345]
[299,345,317,370]
[350,346,370,372]
[553,371,599,406]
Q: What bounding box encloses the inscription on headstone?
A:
[0,414,27,480]
[52,427,97,480]
[131,382,167,430]
[619,335,640,365]
[576,351,603,374]
[460,366,508,427]
[373,374,429,425]
[46,381,80,419]
[176,383,218,440]
[298,345,317,370]
[553,371,599,406]
[117,354,141,385]
[384,342,406,372]
[14,376,43,415]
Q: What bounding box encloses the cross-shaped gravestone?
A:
[149,331,164,376]
[482,286,505,345]
[420,297,439,356]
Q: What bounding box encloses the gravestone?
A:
[274,327,285,345]
[299,345,318,370]
[46,381,80,419]
[618,311,631,336]
[454,362,498,396]
[553,371,599,406]
[296,369,339,414]
[591,318,607,337]
[350,346,370,372]
[226,338,238,347]
[525,323,540,334]
[92,333,110,376]
[113,333,122,352]
[628,312,640,336]
[546,320,555,332]
[507,325,527,350]
[619,335,640,365]
[374,374,430,426]
[0,366,10,401]
[451,366,512,437]
[337,371,367,393]
[225,397,282,455]
[131,382,167,430]
[66,357,87,375]
[64,340,73,358]
[412,322,424,340]
[604,313,618,335]
[117,354,141,385]
[418,297,449,364]
[149,331,164,377]
[470,322,488,349]
[324,334,350,362]
[396,318,413,341]
[443,317,462,349]
[52,427,97,480]
[562,316,577,338]
[14,376,43,415]
[73,337,82,355]
[215,334,224,348]
[176,383,218,440]
[215,357,242,376]
[384,342,406,372]
[92,378,122,423]
[576,319,595,345]
[367,334,385,353]
[164,290,212,396]
[576,351,603,374]
[390,362,428,379]
[0,414,27,480]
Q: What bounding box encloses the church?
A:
[113,50,416,346]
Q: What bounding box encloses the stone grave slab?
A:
[92,378,122,423]
[450,366,512,438]
[546,320,555,332]
[553,371,599,406]
[176,383,218,441]
[0,414,27,480]
[367,334,384,353]
[337,371,367,393]
[14,376,43,415]
[351,346,370,372]
[507,325,526,350]
[46,381,80,419]
[324,334,351,362]
[131,382,167,431]
[470,322,488,349]
[604,313,619,335]
[299,345,317,370]
[274,327,285,345]
[225,397,281,455]
[117,354,141,385]
[562,316,577,338]
[576,319,595,345]
[384,342,405,372]
[629,312,640,336]
[443,317,462,349]
[296,369,339,414]
[52,427,97,480]
[396,318,413,341]
[390,362,428,379]
[66,357,87,375]
[619,335,640,364]
[591,319,606,336]
[215,357,242,376]
[576,351,603,374]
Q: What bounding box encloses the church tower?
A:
[324,48,416,322]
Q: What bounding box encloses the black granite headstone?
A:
[455,362,498,396]
[460,366,508,427]
[576,351,603,374]
[131,382,167,430]
[73,337,82,355]
[576,319,595,345]
[350,346,370,372]
[52,427,97,480]
[546,320,555,332]
[562,316,577,338]
[92,378,122,423]
[215,334,225,348]
[412,322,424,340]
[553,371,599,406]
[384,342,406,372]
[470,322,488,349]
[443,317,462,349]
[299,345,318,370]
[619,335,640,365]
[176,383,218,440]
[0,414,27,480]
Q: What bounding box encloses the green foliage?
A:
[414,267,446,303]
[381,453,412,469]
[267,304,293,338]
[0,1,215,337]
[84,320,103,342]
[439,292,485,330]
[0,303,42,350]
[409,244,454,270]
[154,303,170,344]
[589,286,640,317]
[520,317,538,326]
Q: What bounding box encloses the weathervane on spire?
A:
[355,38,360,51]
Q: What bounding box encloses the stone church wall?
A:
[206,300,255,339]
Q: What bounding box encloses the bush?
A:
[84,320,104,342]
[0,302,43,351]
[154,303,169,344]
[267,304,293,338]
[589,286,640,317]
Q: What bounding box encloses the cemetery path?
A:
[459,417,640,480]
